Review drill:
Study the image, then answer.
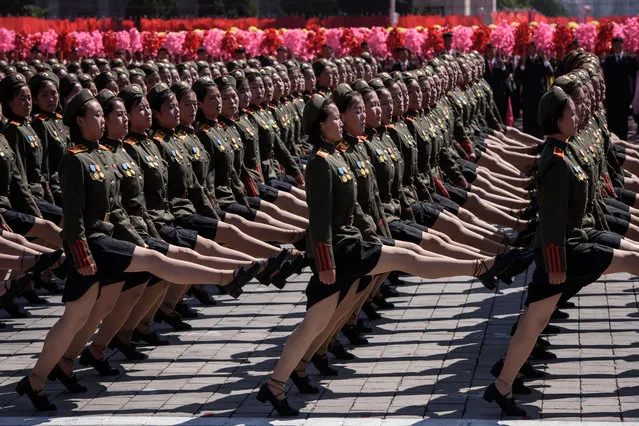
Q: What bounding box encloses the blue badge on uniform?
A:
[356,161,362,168]
[145,155,150,161]
[90,164,96,172]
[171,150,177,157]
[217,140,223,145]
[192,147,197,153]
[338,167,344,175]
[376,149,382,155]
[27,136,33,142]
[122,163,128,170]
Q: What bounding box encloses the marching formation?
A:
[0,43,637,419]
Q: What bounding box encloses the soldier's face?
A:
[237,83,251,109]
[378,89,393,125]
[320,104,343,143]
[145,72,161,91]
[389,84,404,117]
[36,81,59,114]
[249,78,265,104]
[10,86,32,118]
[271,75,284,99]
[406,80,422,111]
[341,95,366,137]
[262,77,274,103]
[178,90,198,125]
[155,94,180,129]
[78,100,105,141]
[317,69,331,88]
[558,98,578,138]
[220,87,239,118]
[364,91,382,129]
[129,97,152,132]
[199,86,222,120]
[106,100,129,140]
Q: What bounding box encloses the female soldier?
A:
[230,70,308,218]
[257,95,519,416]
[0,74,62,225]
[485,87,639,417]
[15,90,258,412]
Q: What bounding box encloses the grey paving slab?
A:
[0,268,638,422]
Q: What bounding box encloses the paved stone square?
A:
[0,268,638,422]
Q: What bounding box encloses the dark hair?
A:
[540,97,569,135]
[195,84,219,122]
[68,101,92,144]
[30,79,58,114]
[0,83,27,121]
[102,96,124,118]
[335,91,363,114]
[307,99,335,148]
[171,82,194,103]
[149,89,176,129]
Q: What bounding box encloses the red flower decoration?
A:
[142,31,163,57]
[386,28,406,54]
[513,23,532,56]
[423,26,444,58]
[472,25,492,52]
[340,27,361,56]
[260,28,282,55]
[103,30,117,57]
[552,24,573,58]
[306,24,326,58]
[595,20,614,57]
[221,31,239,57]
[183,30,204,59]
[56,31,78,57]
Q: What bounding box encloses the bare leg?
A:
[90,282,148,358]
[61,282,125,372]
[214,222,281,257]
[257,200,308,228]
[193,236,255,261]
[119,280,171,343]
[29,283,100,392]
[223,213,303,242]
[25,218,62,246]
[272,191,309,219]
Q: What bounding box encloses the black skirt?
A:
[35,199,63,224]
[586,229,622,249]
[525,243,613,306]
[224,202,258,221]
[257,182,279,203]
[172,214,218,241]
[389,220,427,244]
[62,235,136,303]
[444,183,469,206]
[431,193,460,215]
[408,202,442,228]
[1,210,35,235]
[306,239,382,309]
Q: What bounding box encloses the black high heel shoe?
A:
[289,370,320,394]
[28,249,64,276]
[154,310,192,331]
[256,381,299,417]
[489,361,532,395]
[311,354,338,376]
[108,335,148,361]
[1,301,30,318]
[189,287,216,306]
[531,344,557,360]
[48,364,88,393]
[224,261,263,299]
[256,250,290,286]
[21,289,49,305]
[356,318,372,333]
[475,250,519,290]
[483,383,529,418]
[0,273,33,305]
[361,302,381,320]
[496,248,535,285]
[175,302,198,319]
[16,376,56,411]
[372,295,394,310]
[492,358,546,380]
[342,324,368,345]
[79,348,120,376]
[328,340,355,360]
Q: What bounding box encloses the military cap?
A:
[350,79,369,92]
[0,73,27,101]
[28,71,60,95]
[94,72,116,90]
[63,89,95,126]
[118,84,145,106]
[331,83,354,111]
[231,69,245,87]
[369,78,386,90]
[192,77,217,99]
[302,94,328,135]
[146,82,172,106]
[538,86,569,130]
[129,68,146,78]
[312,59,330,77]
[96,89,116,106]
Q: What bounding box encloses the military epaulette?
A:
[99,145,110,151]
[245,107,256,114]
[55,113,63,119]
[268,104,277,111]
[199,123,211,133]
[336,140,348,153]
[124,137,138,146]
[36,113,48,121]
[316,148,329,158]
[405,116,414,122]
[357,135,367,144]
[176,130,187,140]
[67,144,88,154]
[217,121,227,129]
[152,130,165,143]
[8,121,21,127]
[385,124,395,129]
[553,147,564,158]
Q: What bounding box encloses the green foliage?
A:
[498,0,569,16]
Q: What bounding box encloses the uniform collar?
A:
[79,138,99,151]
[219,115,235,125]
[343,133,359,145]
[176,124,194,135]
[318,141,336,154]
[101,137,122,151]
[127,130,149,141]
[151,125,175,138]
[546,136,568,150]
